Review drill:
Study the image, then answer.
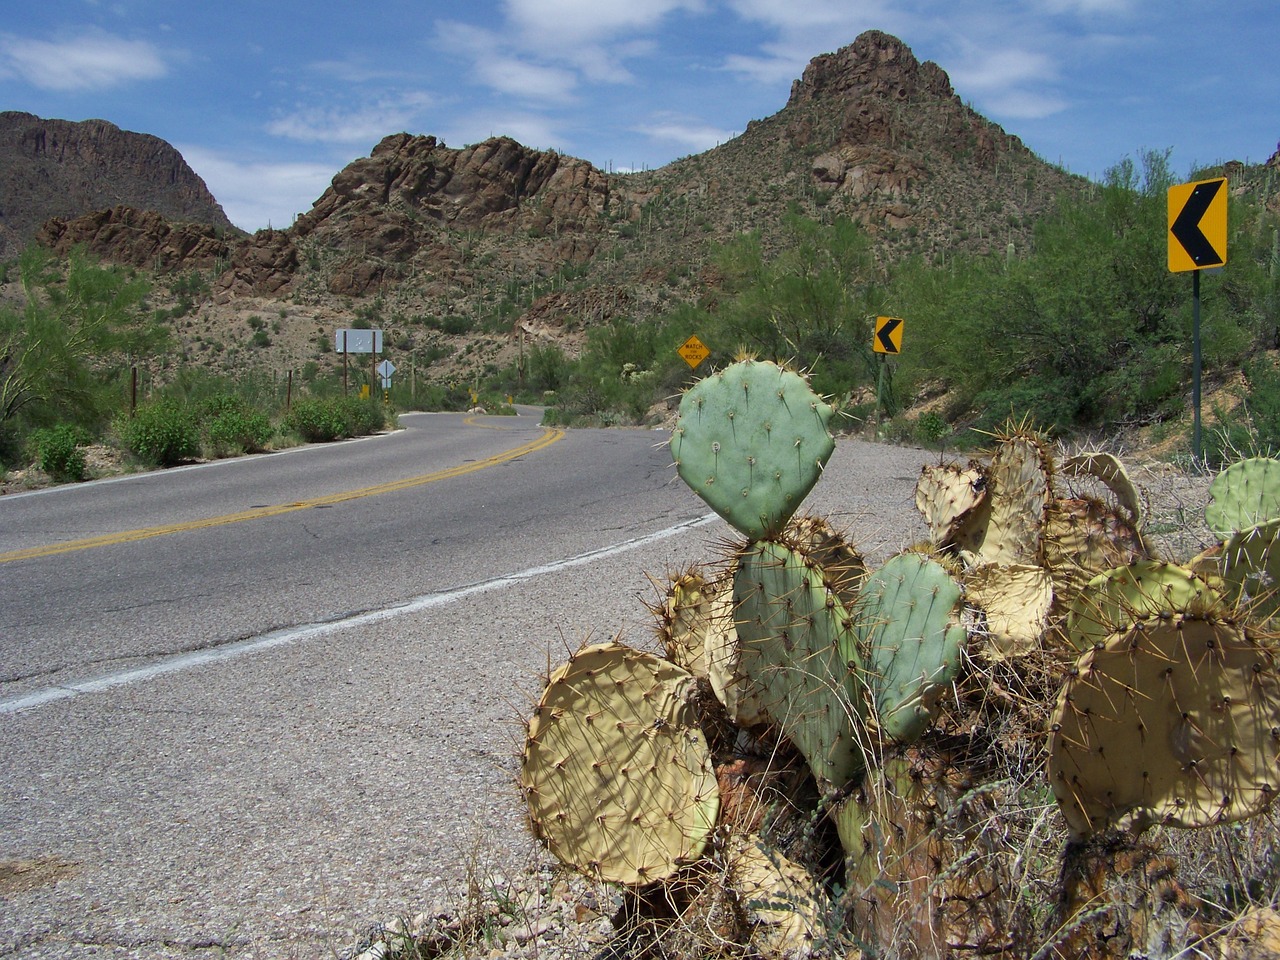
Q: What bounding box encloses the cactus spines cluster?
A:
[1048,614,1280,837]
[851,552,966,744]
[1205,456,1280,539]
[522,641,720,884]
[734,540,867,790]
[670,358,836,540]
[1065,560,1220,653]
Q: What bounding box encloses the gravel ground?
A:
[339,433,1221,960]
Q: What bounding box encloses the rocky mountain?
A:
[8,30,1230,385]
[0,111,235,260]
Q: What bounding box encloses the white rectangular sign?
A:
[334,328,383,354]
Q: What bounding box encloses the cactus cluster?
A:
[519,360,1280,959]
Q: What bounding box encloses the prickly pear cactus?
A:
[654,567,721,678]
[852,552,966,744]
[1205,456,1280,540]
[952,433,1052,567]
[964,562,1054,659]
[522,641,720,884]
[1064,561,1220,653]
[1219,517,1280,621]
[1043,497,1150,616]
[915,461,988,547]
[785,514,867,606]
[671,359,836,540]
[832,749,1028,958]
[726,834,827,958]
[1048,614,1280,837]
[1062,451,1144,526]
[734,540,867,790]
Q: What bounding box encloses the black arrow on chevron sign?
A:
[876,316,902,353]
[1170,178,1225,267]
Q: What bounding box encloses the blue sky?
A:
[3,1,1276,233]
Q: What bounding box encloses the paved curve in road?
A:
[0,411,719,959]
[0,411,935,958]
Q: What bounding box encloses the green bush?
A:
[28,424,88,482]
[204,407,272,457]
[286,397,349,442]
[286,396,389,442]
[195,395,273,456]
[120,399,200,467]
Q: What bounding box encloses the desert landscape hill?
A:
[4,30,1276,396]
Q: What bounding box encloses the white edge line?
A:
[0,513,719,716]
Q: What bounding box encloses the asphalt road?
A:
[0,411,935,959]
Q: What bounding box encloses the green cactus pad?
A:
[852,552,967,744]
[1205,457,1280,540]
[1219,517,1280,621]
[965,562,1054,659]
[522,641,720,884]
[1048,615,1280,837]
[734,540,867,790]
[1065,561,1221,653]
[915,461,988,547]
[671,359,836,540]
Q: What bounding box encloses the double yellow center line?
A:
[0,425,565,564]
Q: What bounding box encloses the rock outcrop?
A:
[36,205,231,271]
[0,112,235,258]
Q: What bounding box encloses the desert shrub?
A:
[286,398,349,442]
[286,396,389,442]
[27,424,88,482]
[119,399,199,467]
[198,395,272,457]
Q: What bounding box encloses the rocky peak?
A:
[0,111,235,258]
[787,30,955,109]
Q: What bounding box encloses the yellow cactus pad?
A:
[522,642,720,884]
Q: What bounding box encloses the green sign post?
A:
[1168,177,1228,460]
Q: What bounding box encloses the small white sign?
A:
[334,328,383,354]
[376,360,396,378]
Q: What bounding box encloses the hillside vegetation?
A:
[2,31,1279,482]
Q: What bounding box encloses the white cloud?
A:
[439,111,566,153]
[0,30,167,91]
[436,20,578,101]
[948,48,1060,94]
[636,116,740,153]
[266,92,434,145]
[180,146,338,232]
[503,0,705,49]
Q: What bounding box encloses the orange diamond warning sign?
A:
[678,335,710,369]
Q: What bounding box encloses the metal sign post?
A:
[1168,178,1228,461]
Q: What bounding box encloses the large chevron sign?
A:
[1168,177,1228,272]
